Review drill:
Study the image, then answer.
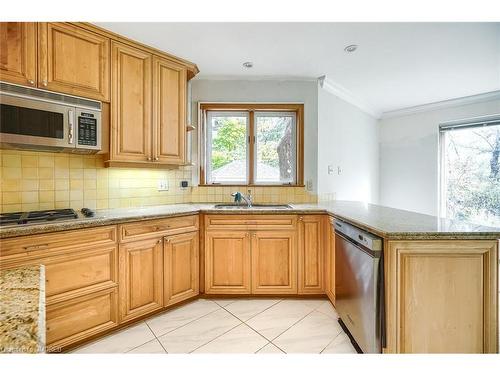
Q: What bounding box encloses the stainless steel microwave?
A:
[0,82,101,153]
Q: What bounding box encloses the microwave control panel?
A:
[77,112,98,146]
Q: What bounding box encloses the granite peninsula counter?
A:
[0,265,45,353]
[1,201,499,240]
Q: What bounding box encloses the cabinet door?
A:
[298,215,324,294]
[325,218,335,303]
[119,237,163,322]
[46,288,118,349]
[386,240,498,353]
[164,231,199,306]
[38,22,110,101]
[205,231,251,294]
[251,230,297,294]
[152,56,187,164]
[0,22,37,86]
[110,41,152,162]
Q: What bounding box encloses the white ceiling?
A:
[96,22,500,115]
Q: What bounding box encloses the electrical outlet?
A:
[328,165,334,175]
[337,166,343,175]
[180,180,189,190]
[157,180,169,191]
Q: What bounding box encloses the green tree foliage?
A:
[210,115,294,182]
[256,117,292,174]
[445,126,500,226]
[211,117,246,169]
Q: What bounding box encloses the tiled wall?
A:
[0,149,317,213]
[0,150,192,213]
[191,186,317,204]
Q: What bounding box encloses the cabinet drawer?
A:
[1,246,118,304]
[45,247,118,303]
[0,226,117,259]
[119,215,199,242]
[205,215,297,231]
[46,288,118,349]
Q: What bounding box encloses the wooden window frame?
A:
[199,103,304,187]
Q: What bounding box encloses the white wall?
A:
[190,79,318,191]
[379,98,500,215]
[317,87,380,203]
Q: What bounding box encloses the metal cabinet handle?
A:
[23,244,49,251]
[27,79,35,86]
[157,239,162,244]
[147,157,152,161]
[299,216,304,221]
[154,157,159,161]
[68,110,74,144]
[42,80,48,87]
[154,225,170,231]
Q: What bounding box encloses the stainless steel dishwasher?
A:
[334,219,385,353]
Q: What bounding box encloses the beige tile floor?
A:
[72,298,357,354]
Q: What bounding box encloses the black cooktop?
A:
[0,209,78,226]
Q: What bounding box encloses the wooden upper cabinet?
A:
[298,215,324,294]
[0,22,37,86]
[164,231,199,306]
[110,41,152,163]
[153,56,187,164]
[38,22,110,101]
[119,237,163,322]
[205,231,251,294]
[251,230,297,294]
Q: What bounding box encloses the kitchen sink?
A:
[213,203,292,210]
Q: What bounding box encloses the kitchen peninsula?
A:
[0,201,498,353]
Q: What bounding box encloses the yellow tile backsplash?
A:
[0,149,316,213]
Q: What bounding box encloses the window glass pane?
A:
[206,111,248,184]
[442,124,500,227]
[255,112,296,184]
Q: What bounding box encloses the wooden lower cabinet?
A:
[251,230,297,294]
[205,231,251,294]
[298,215,324,294]
[164,231,199,306]
[385,240,498,353]
[46,288,118,349]
[119,237,163,322]
[325,217,335,303]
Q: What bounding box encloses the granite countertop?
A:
[0,265,45,354]
[0,201,499,240]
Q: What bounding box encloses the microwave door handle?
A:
[68,110,74,144]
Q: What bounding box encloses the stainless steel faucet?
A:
[231,190,253,207]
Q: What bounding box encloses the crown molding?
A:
[317,75,380,119]
[380,90,500,119]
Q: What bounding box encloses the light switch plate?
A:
[158,180,169,191]
[306,179,313,191]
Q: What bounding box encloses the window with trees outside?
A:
[200,103,304,186]
[440,116,500,227]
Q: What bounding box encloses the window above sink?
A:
[199,103,304,187]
